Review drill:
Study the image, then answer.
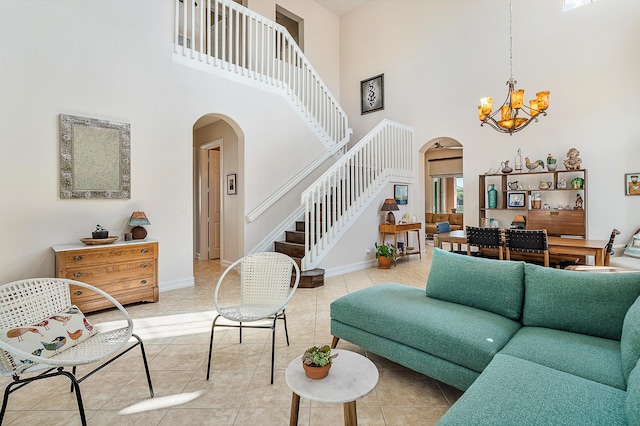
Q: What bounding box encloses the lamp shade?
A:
[380,198,399,212]
[128,211,150,226]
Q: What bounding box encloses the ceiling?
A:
[313,0,368,16]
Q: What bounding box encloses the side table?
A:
[379,222,422,259]
[285,349,379,426]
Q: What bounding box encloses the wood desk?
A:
[379,222,422,259]
[433,231,608,266]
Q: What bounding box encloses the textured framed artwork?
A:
[625,173,640,196]
[227,173,237,195]
[507,191,526,209]
[360,74,384,114]
[394,184,408,205]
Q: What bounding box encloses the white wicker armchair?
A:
[206,252,300,384]
[0,278,154,426]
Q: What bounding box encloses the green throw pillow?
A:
[426,248,525,320]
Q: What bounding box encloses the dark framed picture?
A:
[227,173,237,195]
[360,74,384,114]
[394,184,408,205]
[507,191,526,209]
[625,173,640,196]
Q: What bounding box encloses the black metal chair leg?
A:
[239,322,243,343]
[0,380,17,424]
[206,315,220,380]
[270,317,277,385]
[133,333,154,397]
[60,370,88,426]
[281,310,290,346]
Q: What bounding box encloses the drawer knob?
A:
[74,290,83,296]
[140,279,148,285]
[141,248,148,254]
[74,272,83,278]
[140,263,147,268]
[74,255,83,261]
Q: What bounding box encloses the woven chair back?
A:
[466,226,502,248]
[0,279,72,329]
[505,229,548,253]
[240,252,294,306]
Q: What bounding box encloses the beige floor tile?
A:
[1,251,465,425]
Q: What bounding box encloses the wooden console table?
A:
[379,222,422,259]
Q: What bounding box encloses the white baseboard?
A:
[324,260,376,277]
[159,277,195,292]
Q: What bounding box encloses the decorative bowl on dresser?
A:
[52,239,158,313]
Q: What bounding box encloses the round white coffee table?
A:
[285,349,379,426]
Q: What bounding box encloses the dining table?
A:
[433,230,609,266]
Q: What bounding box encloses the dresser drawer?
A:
[60,260,154,285]
[57,243,156,268]
[70,276,154,303]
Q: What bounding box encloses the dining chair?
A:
[466,226,503,260]
[505,229,550,267]
[604,228,621,266]
[206,252,300,384]
[0,278,154,426]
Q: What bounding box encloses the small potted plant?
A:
[302,345,337,379]
[375,242,395,269]
[547,154,557,171]
[92,225,109,239]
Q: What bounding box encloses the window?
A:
[563,0,595,12]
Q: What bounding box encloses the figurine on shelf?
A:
[546,153,557,171]
[501,160,513,174]
[525,157,544,172]
[575,193,584,210]
[563,148,582,171]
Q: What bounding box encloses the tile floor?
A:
[1,245,463,425]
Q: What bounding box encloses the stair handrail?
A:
[174,0,349,150]
[302,119,414,269]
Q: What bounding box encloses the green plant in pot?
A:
[302,345,338,379]
[375,242,395,269]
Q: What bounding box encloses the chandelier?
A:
[478,0,550,134]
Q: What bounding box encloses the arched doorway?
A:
[422,138,464,217]
[193,114,243,265]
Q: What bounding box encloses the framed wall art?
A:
[507,191,526,209]
[360,73,384,114]
[626,173,640,196]
[394,184,408,205]
[227,173,237,195]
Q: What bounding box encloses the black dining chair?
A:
[505,229,549,267]
[604,228,621,266]
[466,226,503,260]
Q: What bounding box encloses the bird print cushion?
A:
[0,305,97,373]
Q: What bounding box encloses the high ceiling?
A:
[312,0,368,16]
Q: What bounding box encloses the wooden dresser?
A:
[52,239,158,313]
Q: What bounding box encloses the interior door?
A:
[208,148,221,259]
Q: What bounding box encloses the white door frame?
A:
[199,138,223,260]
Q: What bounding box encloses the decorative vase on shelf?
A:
[501,161,513,174]
[514,149,523,172]
[487,184,498,209]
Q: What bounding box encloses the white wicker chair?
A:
[206,252,300,384]
[0,278,153,426]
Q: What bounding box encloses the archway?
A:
[420,137,464,223]
[193,114,244,265]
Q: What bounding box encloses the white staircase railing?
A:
[302,119,414,269]
[173,0,349,150]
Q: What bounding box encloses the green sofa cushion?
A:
[330,283,520,373]
[621,295,640,384]
[437,354,627,426]
[426,248,525,320]
[522,263,640,340]
[627,359,640,425]
[499,326,625,390]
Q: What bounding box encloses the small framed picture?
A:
[625,173,640,196]
[507,191,526,209]
[394,184,408,205]
[360,74,384,114]
[227,173,237,195]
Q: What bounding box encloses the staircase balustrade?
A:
[302,119,414,269]
[174,0,348,149]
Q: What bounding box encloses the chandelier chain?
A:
[509,0,513,81]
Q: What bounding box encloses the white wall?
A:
[0,0,335,285]
[340,0,640,244]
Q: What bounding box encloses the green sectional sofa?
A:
[330,248,640,425]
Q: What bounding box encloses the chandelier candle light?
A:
[478,0,550,134]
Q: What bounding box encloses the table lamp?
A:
[128,211,150,240]
[380,198,399,224]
